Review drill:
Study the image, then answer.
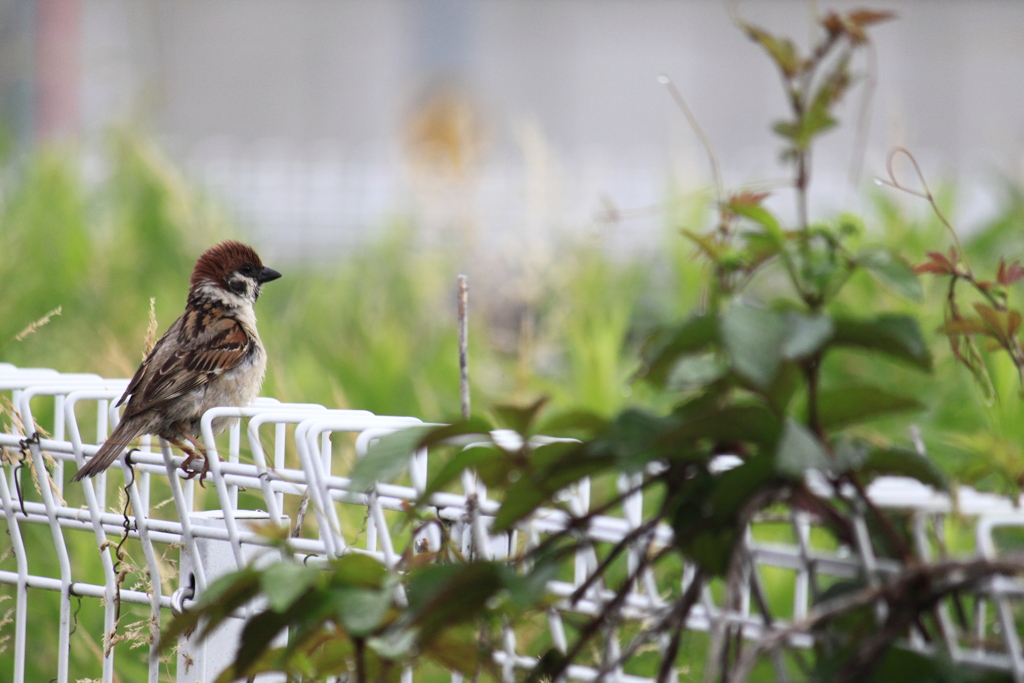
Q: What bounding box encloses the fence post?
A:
[174,510,286,683]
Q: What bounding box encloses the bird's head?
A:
[190,240,282,305]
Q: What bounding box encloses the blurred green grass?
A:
[3,133,1024,680]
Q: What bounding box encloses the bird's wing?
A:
[116,322,176,407]
[121,310,252,417]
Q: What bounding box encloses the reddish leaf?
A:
[914,251,955,275]
[997,260,1024,286]
[1008,261,1024,284]
[1010,309,1022,337]
[914,262,946,275]
[847,10,897,27]
[727,191,770,209]
[820,12,844,36]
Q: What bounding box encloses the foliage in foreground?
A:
[1,7,1024,683]
[162,9,1024,683]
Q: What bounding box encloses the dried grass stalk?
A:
[14,306,62,341]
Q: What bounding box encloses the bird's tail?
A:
[71,415,148,481]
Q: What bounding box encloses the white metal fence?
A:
[2,362,1024,682]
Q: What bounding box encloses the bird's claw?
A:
[180,450,211,486]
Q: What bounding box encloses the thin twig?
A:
[541,553,657,683]
[876,146,968,270]
[848,40,878,185]
[569,518,660,605]
[658,74,724,215]
[657,568,707,683]
[526,474,665,562]
[458,275,470,421]
[727,558,1024,683]
[591,551,695,682]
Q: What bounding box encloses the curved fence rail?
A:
[1,362,1024,682]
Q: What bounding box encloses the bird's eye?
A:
[240,264,254,276]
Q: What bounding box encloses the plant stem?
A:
[796,149,810,233]
[354,637,367,683]
[804,356,823,438]
[458,275,470,420]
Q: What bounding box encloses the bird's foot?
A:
[180,450,211,486]
[169,440,209,486]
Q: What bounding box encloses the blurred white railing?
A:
[2,362,1024,682]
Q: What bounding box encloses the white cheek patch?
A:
[195,281,253,309]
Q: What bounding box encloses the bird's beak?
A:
[258,266,282,284]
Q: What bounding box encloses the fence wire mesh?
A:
[2,362,1024,682]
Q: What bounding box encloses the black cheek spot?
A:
[229,279,247,296]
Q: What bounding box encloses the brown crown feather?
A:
[190,240,265,289]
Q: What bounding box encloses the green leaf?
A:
[530,440,584,471]
[867,646,1010,683]
[803,104,838,140]
[498,561,560,609]
[765,362,802,413]
[334,587,393,636]
[217,644,302,683]
[407,563,503,642]
[731,203,785,245]
[937,317,991,336]
[721,304,788,388]
[816,385,923,430]
[782,312,834,359]
[368,627,417,660]
[674,454,775,575]
[832,436,947,490]
[775,419,829,478]
[665,353,729,390]
[683,229,726,260]
[492,397,548,436]
[327,553,388,589]
[857,247,924,301]
[640,315,718,387]
[350,418,493,490]
[831,314,932,371]
[742,24,802,77]
[862,446,948,491]
[196,565,262,610]
[422,627,489,676]
[683,527,741,576]
[671,384,729,421]
[599,408,685,472]
[742,230,783,265]
[492,450,613,531]
[260,561,320,613]
[668,404,783,452]
[493,481,550,532]
[161,566,262,648]
[710,452,776,522]
[351,425,436,490]
[420,446,503,503]
[537,409,608,439]
[233,608,293,677]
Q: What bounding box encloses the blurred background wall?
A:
[2,0,1023,259]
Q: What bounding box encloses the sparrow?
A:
[72,240,281,482]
